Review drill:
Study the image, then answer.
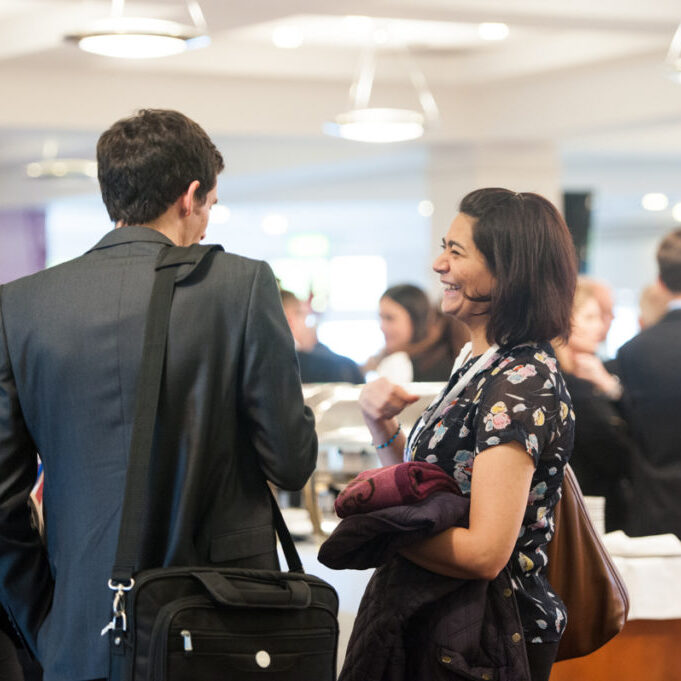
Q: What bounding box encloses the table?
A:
[550,619,681,681]
[551,536,681,681]
[301,382,445,535]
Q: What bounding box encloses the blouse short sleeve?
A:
[473,350,567,466]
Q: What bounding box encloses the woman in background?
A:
[553,279,636,531]
[359,188,577,681]
[366,283,469,382]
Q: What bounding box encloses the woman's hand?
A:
[359,377,419,422]
[573,352,622,399]
[359,378,419,465]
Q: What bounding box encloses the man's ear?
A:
[179,180,201,217]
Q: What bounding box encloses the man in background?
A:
[638,280,672,329]
[0,109,317,681]
[280,289,364,384]
[616,228,681,538]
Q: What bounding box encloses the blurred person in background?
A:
[553,279,636,531]
[365,283,468,383]
[615,228,681,539]
[638,280,672,330]
[580,275,615,345]
[280,289,364,384]
[358,188,577,681]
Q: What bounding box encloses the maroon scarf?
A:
[335,461,461,518]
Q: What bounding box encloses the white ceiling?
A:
[2,0,681,215]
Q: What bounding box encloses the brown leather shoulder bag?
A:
[546,464,630,661]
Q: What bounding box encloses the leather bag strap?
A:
[110,244,305,584]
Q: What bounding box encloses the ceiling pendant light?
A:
[65,0,210,59]
[324,32,439,144]
[25,139,98,181]
[665,21,681,81]
[331,108,425,144]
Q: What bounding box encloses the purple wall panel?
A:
[0,209,46,284]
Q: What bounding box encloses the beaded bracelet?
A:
[375,423,402,450]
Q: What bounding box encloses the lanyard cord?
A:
[405,342,500,459]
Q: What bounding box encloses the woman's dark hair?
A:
[97,109,225,225]
[459,188,577,346]
[657,228,681,293]
[381,284,431,344]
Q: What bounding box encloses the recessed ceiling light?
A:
[272,25,303,49]
[418,200,434,217]
[641,193,669,211]
[672,202,681,222]
[478,22,510,41]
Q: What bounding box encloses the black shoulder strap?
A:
[111,244,303,585]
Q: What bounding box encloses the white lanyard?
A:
[405,342,500,459]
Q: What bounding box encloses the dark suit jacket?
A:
[615,308,681,538]
[297,343,365,384]
[0,227,317,681]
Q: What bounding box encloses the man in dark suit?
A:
[280,290,364,384]
[0,109,317,681]
[616,228,681,539]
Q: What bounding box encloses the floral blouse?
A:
[406,341,575,643]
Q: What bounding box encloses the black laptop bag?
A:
[104,245,339,680]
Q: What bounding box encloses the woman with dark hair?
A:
[367,284,469,382]
[359,188,577,681]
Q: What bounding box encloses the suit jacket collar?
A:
[661,308,681,323]
[88,226,175,253]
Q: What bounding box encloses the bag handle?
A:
[192,571,312,609]
[110,244,303,585]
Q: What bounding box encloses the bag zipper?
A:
[149,595,337,681]
[149,595,212,681]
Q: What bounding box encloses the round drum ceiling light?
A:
[66,17,210,59]
[324,108,425,143]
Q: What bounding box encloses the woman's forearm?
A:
[364,417,405,466]
[399,442,535,581]
[400,527,505,581]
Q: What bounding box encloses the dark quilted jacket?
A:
[319,492,531,681]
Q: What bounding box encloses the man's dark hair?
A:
[459,188,577,347]
[657,228,681,293]
[381,284,431,344]
[97,109,224,225]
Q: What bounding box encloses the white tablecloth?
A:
[603,531,681,620]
